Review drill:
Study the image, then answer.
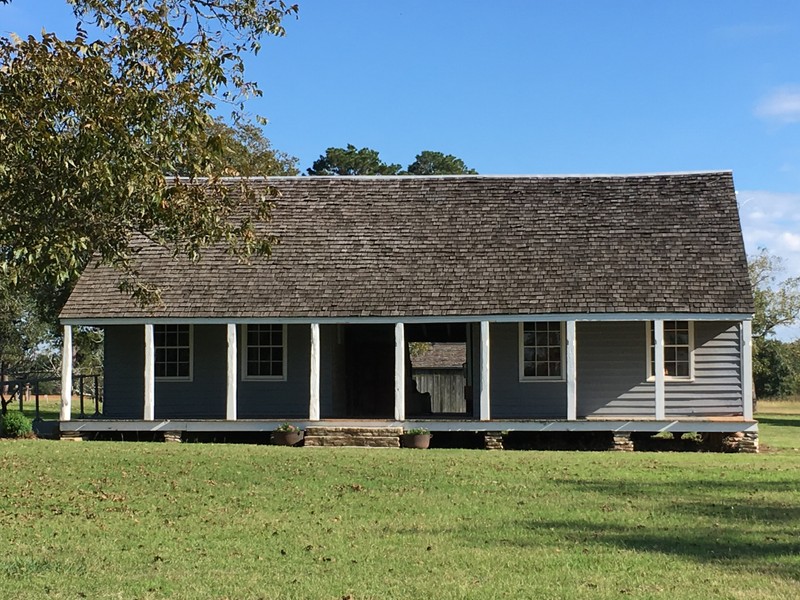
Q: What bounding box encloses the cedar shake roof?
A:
[411,343,467,370]
[60,172,754,320]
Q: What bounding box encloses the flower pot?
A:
[271,431,304,446]
[401,433,431,449]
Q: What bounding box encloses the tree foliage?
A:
[748,248,800,398]
[307,144,402,176]
[749,248,800,340]
[307,146,477,177]
[0,0,298,304]
[206,118,299,177]
[406,150,477,175]
[753,338,800,399]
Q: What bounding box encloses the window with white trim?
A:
[647,321,693,379]
[244,324,286,380]
[154,324,192,380]
[520,322,564,380]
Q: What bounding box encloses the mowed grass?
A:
[1,435,799,600]
[756,399,800,452]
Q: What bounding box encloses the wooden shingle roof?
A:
[60,172,754,320]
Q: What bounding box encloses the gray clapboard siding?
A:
[576,321,744,418]
[103,325,145,418]
[577,322,653,417]
[665,321,742,416]
[104,325,228,418]
[237,324,310,419]
[104,323,312,419]
[154,324,226,418]
[489,323,567,419]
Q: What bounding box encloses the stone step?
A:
[305,426,403,437]
[304,435,400,448]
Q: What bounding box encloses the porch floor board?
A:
[58,418,758,434]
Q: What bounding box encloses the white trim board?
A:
[62,313,753,326]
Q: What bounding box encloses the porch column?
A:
[741,320,753,420]
[480,321,490,421]
[566,320,577,421]
[60,325,73,421]
[144,323,155,421]
[654,319,665,420]
[394,322,405,421]
[226,324,237,421]
[309,323,321,421]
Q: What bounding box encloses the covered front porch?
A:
[58,313,755,428]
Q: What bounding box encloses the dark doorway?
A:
[343,325,395,418]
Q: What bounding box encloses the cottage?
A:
[58,172,757,449]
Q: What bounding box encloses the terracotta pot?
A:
[401,433,431,449]
[272,431,304,446]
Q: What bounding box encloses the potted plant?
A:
[271,423,304,446]
[401,427,432,449]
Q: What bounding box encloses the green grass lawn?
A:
[1,432,799,599]
[757,399,800,452]
[0,404,797,598]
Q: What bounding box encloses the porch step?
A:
[304,426,403,448]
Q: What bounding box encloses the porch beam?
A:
[654,319,665,420]
[309,323,321,421]
[394,322,405,421]
[741,320,753,420]
[60,325,73,421]
[480,321,490,421]
[226,324,237,421]
[64,312,753,327]
[566,320,577,421]
[144,323,155,421]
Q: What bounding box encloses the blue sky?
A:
[4,0,800,335]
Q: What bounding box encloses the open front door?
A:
[342,325,394,418]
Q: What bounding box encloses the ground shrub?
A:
[0,411,33,438]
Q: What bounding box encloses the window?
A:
[154,324,192,380]
[520,322,564,380]
[647,321,693,380]
[243,324,286,380]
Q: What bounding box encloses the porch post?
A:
[566,320,577,421]
[741,320,753,420]
[394,322,405,421]
[480,321,490,421]
[144,323,155,421]
[309,323,321,421]
[226,324,237,421]
[60,325,73,421]
[654,319,665,420]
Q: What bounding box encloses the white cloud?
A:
[755,87,800,123]
[780,231,800,252]
[738,189,800,340]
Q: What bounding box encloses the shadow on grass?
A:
[758,417,800,428]
[514,517,800,581]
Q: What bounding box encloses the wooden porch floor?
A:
[58,417,758,434]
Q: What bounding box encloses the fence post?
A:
[93,375,100,416]
[79,375,85,418]
[34,380,41,421]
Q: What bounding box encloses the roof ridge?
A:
[170,170,733,183]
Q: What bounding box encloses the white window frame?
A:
[241,324,288,382]
[154,324,193,381]
[646,320,695,382]
[519,321,566,382]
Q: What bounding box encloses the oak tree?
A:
[406,150,477,175]
[748,248,800,398]
[307,144,402,176]
[0,0,298,304]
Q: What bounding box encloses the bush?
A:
[1,411,33,438]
